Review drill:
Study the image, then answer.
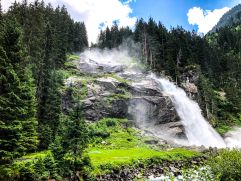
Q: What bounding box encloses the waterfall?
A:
[80,48,240,148]
[151,75,226,148]
[225,128,241,148]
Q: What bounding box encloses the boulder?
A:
[181,82,198,94]
[63,57,192,142]
[159,122,186,138]
[83,96,128,121]
[130,82,163,96]
[128,96,178,124]
[76,58,126,75]
[180,69,199,84]
[179,69,199,99]
[96,77,120,91]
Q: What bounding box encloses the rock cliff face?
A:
[210,4,241,33]
[180,69,199,100]
[63,57,186,141]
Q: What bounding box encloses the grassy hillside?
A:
[85,118,200,176]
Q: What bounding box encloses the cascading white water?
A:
[80,48,241,148]
[225,128,241,148]
[150,75,226,148]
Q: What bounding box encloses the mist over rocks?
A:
[63,47,241,148]
[63,48,187,144]
[224,127,241,148]
[76,57,127,75]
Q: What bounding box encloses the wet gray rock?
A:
[64,73,181,128]
[180,69,199,84]
[76,58,126,75]
[144,139,159,145]
[95,77,120,91]
[180,69,199,100]
[181,82,198,94]
[96,156,207,181]
[63,57,188,141]
[160,121,186,138]
[83,95,128,121]
[130,82,163,96]
[128,96,178,124]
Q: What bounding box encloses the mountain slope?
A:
[210,4,241,33]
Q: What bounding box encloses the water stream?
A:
[80,49,241,148]
[150,75,227,148]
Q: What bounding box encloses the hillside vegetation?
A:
[1,1,241,180]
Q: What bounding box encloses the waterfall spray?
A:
[80,48,241,148]
[150,74,227,148]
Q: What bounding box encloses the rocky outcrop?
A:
[180,69,199,100]
[63,57,186,141]
[76,57,127,75]
[128,96,178,124]
[95,156,207,181]
[159,121,186,138]
[181,82,198,94]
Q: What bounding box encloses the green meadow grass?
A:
[87,118,200,175]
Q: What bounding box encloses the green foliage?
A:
[87,118,200,176]
[67,54,80,61]
[88,148,199,175]
[98,22,132,49]
[0,151,60,181]
[3,1,89,151]
[208,149,241,181]
[97,18,241,129]
[216,124,232,136]
[215,114,241,135]
[51,105,89,178]
[103,73,131,85]
[0,18,38,163]
[0,2,89,179]
[89,118,143,149]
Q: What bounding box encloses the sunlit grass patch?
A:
[67,54,80,61]
[21,150,51,159]
[88,147,199,174]
[87,118,200,175]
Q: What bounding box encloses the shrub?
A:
[208,149,241,181]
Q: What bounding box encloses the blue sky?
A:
[128,0,241,32]
[2,0,241,43]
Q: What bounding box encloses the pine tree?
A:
[64,104,89,178]
[0,20,38,163]
[37,23,61,149]
[73,22,88,52]
[51,85,89,178]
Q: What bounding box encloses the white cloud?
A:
[187,6,230,34]
[2,0,137,44]
[123,0,136,4]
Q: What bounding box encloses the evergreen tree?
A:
[50,84,89,178]
[52,105,89,179]
[73,22,88,52]
[0,20,38,163]
[64,104,89,179]
[37,23,62,149]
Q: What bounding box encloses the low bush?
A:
[208,149,241,181]
[0,151,60,181]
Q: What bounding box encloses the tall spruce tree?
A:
[0,19,38,163]
[51,103,89,179]
[37,23,61,149]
